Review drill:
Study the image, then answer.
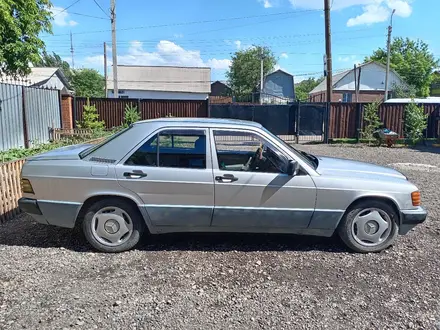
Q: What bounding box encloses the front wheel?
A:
[82,198,144,253]
[338,200,399,253]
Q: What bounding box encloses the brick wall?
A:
[61,95,73,129]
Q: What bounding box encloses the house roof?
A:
[211,80,230,87]
[1,67,71,89]
[107,65,211,94]
[309,61,404,94]
[267,69,294,77]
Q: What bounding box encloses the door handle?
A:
[215,174,238,183]
[123,170,147,179]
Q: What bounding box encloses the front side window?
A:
[125,129,206,169]
[213,130,287,173]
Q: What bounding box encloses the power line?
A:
[93,0,111,19]
[69,11,109,20]
[42,8,321,37]
[52,0,81,17]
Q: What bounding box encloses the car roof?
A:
[133,117,263,128]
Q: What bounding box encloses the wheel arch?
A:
[337,195,401,229]
[75,194,152,231]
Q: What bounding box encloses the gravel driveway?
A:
[1,145,439,330]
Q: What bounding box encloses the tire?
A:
[82,198,145,253]
[338,200,399,253]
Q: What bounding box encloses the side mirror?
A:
[287,160,300,176]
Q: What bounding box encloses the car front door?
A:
[210,128,316,229]
[115,127,214,228]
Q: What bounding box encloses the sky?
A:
[42,0,440,83]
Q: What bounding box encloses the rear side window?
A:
[125,129,206,169]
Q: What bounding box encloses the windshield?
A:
[79,126,132,159]
[262,127,318,169]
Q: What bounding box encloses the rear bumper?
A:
[18,197,81,228]
[399,207,427,235]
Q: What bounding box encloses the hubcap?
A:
[91,206,133,247]
[351,208,392,247]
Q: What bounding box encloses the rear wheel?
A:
[338,200,399,253]
[82,198,144,253]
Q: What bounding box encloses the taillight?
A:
[21,178,34,194]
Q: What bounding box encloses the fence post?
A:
[72,96,77,128]
[295,101,301,144]
[137,98,141,117]
[323,102,330,143]
[57,90,63,128]
[355,103,362,143]
[21,87,29,148]
[206,98,210,118]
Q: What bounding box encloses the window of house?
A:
[119,95,129,99]
[125,129,206,169]
[342,93,352,102]
[213,130,287,173]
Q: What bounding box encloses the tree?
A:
[34,51,72,80]
[0,0,52,76]
[70,69,105,97]
[295,77,324,101]
[366,37,439,97]
[391,82,417,99]
[404,101,428,145]
[76,99,105,130]
[362,101,382,141]
[226,46,277,96]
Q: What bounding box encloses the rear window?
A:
[79,126,132,159]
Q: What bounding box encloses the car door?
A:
[210,128,317,229]
[115,127,214,228]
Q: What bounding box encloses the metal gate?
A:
[209,102,326,144]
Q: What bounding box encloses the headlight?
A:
[21,178,34,194]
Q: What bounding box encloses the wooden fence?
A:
[0,159,25,223]
[74,98,209,129]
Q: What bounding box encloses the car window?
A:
[125,129,206,169]
[213,130,287,173]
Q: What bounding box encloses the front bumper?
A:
[399,206,427,235]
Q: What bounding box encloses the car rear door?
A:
[115,127,214,228]
[210,128,316,229]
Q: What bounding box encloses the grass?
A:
[329,138,438,145]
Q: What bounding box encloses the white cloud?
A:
[288,0,412,26]
[173,33,184,39]
[280,52,288,59]
[234,40,242,49]
[338,55,357,62]
[258,0,273,8]
[86,40,230,71]
[50,6,78,27]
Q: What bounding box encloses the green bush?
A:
[404,101,428,145]
[122,103,141,128]
[362,101,382,141]
[76,98,105,130]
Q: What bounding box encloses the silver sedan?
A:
[18,118,427,253]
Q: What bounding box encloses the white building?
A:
[1,67,72,95]
[107,65,211,100]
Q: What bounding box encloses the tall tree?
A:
[295,77,324,101]
[366,37,439,97]
[34,51,72,80]
[0,0,52,76]
[70,69,105,98]
[226,46,277,96]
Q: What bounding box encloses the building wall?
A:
[263,71,295,99]
[335,62,403,91]
[210,82,231,96]
[309,91,386,103]
[107,89,208,100]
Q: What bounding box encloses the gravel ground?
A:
[1,145,440,330]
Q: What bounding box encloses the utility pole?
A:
[260,48,264,105]
[104,42,108,97]
[110,0,118,98]
[324,0,333,104]
[70,31,75,69]
[384,9,396,101]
